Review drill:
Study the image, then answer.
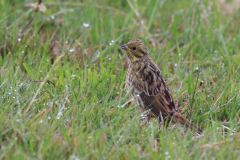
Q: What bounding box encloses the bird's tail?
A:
[172,112,202,135]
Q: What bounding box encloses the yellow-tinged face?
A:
[120,39,149,62]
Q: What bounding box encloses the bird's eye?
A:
[132,46,137,50]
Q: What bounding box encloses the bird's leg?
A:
[158,115,171,130]
[158,121,169,130]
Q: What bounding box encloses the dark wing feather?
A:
[139,91,169,118]
[133,62,177,118]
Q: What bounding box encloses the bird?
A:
[120,38,202,135]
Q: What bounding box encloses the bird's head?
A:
[120,39,149,62]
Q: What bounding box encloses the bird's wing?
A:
[133,62,177,117]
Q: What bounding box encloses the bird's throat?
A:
[126,53,144,63]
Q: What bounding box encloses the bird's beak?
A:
[120,44,128,50]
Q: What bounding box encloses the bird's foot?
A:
[140,116,151,127]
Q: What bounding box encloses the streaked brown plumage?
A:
[121,39,202,134]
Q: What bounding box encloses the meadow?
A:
[0,0,240,159]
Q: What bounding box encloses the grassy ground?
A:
[1,0,240,159]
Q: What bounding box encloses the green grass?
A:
[1,0,240,159]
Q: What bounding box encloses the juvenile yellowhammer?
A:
[120,39,202,134]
